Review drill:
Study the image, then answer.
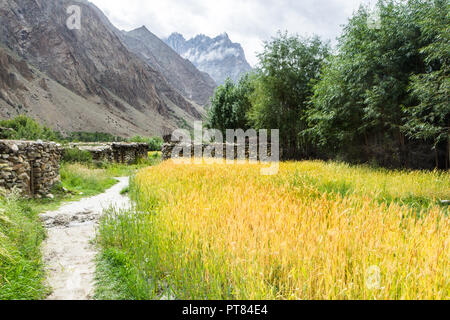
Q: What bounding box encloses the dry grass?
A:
[99,160,449,300]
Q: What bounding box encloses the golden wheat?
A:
[115,160,450,299]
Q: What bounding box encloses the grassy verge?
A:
[97,160,449,300]
[0,190,48,300]
[0,153,161,300]
[93,248,139,300]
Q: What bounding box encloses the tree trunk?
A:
[435,148,439,169]
[447,130,449,170]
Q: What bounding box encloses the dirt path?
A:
[41,177,130,300]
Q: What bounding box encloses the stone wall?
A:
[162,142,274,161]
[0,140,62,197]
[69,143,149,164]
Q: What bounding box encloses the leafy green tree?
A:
[405,0,449,168]
[249,32,329,158]
[0,115,58,141]
[206,74,255,135]
[309,0,445,167]
[129,136,163,151]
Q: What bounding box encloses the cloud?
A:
[185,47,241,64]
[89,0,374,66]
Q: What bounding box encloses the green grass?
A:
[0,190,48,300]
[120,186,130,195]
[102,153,162,177]
[60,163,118,197]
[93,248,140,300]
[93,156,163,300]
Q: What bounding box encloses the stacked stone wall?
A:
[68,143,149,164]
[0,140,62,197]
[162,142,274,161]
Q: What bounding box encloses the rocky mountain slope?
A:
[122,27,216,106]
[165,33,253,85]
[0,0,205,136]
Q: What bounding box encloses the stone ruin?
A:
[0,140,62,197]
[68,142,149,164]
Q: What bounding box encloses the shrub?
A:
[0,115,58,141]
[62,148,93,164]
[148,137,164,152]
[128,136,163,152]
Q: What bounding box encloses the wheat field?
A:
[99,160,449,300]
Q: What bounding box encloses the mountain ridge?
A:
[165,32,253,85]
[0,0,206,136]
[122,26,217,106]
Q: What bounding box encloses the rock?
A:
[12,163,24,171]
[122,27,216,106]
[1,171,11,179]
[0,1,203,139]
[0,141,62,197]
[18,173,29,180]
[165,32,252,85]
[46,194,54,200]
[441,200,450,205]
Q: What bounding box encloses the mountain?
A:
[165,32,253,85]
[121,26,216,106]
[0,0,204,137]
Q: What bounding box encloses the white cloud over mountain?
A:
[89,0,374,66]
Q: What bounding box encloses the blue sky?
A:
[89,0,374,66]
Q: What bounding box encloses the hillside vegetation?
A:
[0,115,163,152]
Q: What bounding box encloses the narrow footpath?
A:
[41,177,130,300]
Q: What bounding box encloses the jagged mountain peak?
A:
[122,27,216,106]
[165,32,252,85]
[0,0,205,136]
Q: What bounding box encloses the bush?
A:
[62,148,93,164]
[128,136,163,152]
[0,115,58,141]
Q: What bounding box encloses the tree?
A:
[206,74,255,135]
[248,32,329,158]
[405,0,450,168]
[309,0,445,168]
[0,115,58,141]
